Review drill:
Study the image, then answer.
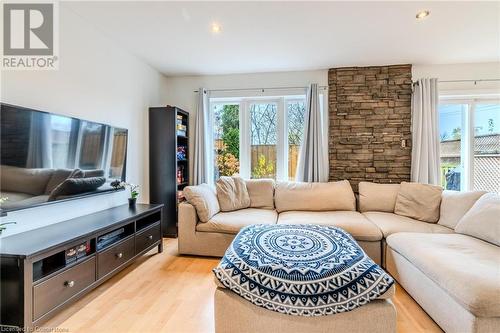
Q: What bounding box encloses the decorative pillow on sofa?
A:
[455,193,500,246]
[438,190,487,229]
[358,182,400,213]
[48,176,106,201]
[245,178,275,210]
[394,182,443,223]
[216,176,250,212]
[184,184,220,222]
[274,180,355,213]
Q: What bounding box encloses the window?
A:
[287,100,306,180]
[250,101,278,179]
[211,95,318,182]
[213,103,240,179]
[439,98,500,192]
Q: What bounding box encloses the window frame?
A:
[439,95,500,191]
[210,93,325,182]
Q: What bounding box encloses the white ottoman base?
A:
[214,287,397,333]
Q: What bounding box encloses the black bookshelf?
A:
[149,106,189,237]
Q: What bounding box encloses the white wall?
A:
[413,62,500,95]
[0,5,167,237]
[164,70,327,113]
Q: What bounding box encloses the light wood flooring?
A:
[44,239,443,333]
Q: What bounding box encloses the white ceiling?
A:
[64,1,500,76]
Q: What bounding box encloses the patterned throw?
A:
[213,224,394,316]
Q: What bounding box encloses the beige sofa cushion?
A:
[0,165,53,196]
[387,233,500,317]
[184,184,220,223]
[455,193,500,247]
[196,208,278,234]
[363,212,453,238]
[277,211,382,241]
[358,182,400,213]
[216,176,250,212]
[245,179,274,209]
[438,190,487,229]
[394,182,443,223]
[274,180,355,213]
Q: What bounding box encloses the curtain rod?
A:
[413,79,500,85]
[193,85,328,93]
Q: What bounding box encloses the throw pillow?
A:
[184,184,220,222]
[245,178,275,210]
[48,176,106,201]
[455,193,500,246]
[438,190,487,229]
[216,176,250,212]
[394,182,443,223]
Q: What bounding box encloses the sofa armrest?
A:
[178,202,199,253]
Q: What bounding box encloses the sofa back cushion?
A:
[455,193,500,246]
[438,190,487,229]
[358,182,400,213]
[184,184,220,222]
[274,180,355,213]
[394,182,443,223]
[245,178,275,209]
[216,176,250,212]
[0,165,54,195]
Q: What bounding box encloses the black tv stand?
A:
[0,204,163,330]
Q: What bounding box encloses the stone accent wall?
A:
[328,65,412,191]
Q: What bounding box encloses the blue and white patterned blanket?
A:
[213,224,394,316]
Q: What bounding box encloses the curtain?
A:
[26,112,53,168]
[295,83,328,182]
[411,78,440,185]
[193,88,211,185]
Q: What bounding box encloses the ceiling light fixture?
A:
[211,22,222,34]
[416,10,430,20]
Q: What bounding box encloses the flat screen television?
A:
[0,103,128,212]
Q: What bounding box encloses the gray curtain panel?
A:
[411,78,440,185]
[193,88,210,185]
[296,83,328,182]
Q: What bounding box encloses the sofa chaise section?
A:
[386,233,500,333]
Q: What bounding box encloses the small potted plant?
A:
[121,182,139,207]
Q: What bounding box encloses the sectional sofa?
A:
[178,179,500,333]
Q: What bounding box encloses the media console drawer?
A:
[135,222,161,254]
[97,236,134,279]
[33,257,96,320]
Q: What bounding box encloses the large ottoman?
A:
[213,224,396,333]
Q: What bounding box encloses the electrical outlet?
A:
[401,139,406,148]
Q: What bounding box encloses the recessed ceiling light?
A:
[211,22,222,34]
[416,10,430,20]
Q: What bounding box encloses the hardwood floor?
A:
[44,239,442,333]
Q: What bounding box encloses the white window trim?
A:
[210,92,327,182]
[439,95,500,191]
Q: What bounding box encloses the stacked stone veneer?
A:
[328,64,412,191]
